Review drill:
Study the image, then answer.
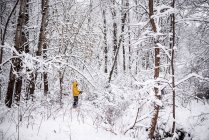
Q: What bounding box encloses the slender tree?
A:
[102,3,108,73]
[171,0,176,134]
[127,0,131,73]
[108,1,128,82]
[121,0,125,72]
[121,0,129,73]
[148,0,161,139]
[111,0,118,74]
[31,0,49,96]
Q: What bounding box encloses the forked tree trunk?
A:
[5,0,27,107]
[1,0,20,101]
[108,1,127,82]
[148,0,161,139]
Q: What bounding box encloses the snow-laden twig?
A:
[176,18,209,24]
[176,73,209,86]
[156,43,171,60]
[59,55,97,80]
[153,4,175,19]
[52,60,96,89]
[0,56,20,67]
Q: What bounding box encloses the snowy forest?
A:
[0,0,209,139]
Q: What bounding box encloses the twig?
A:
[124,107,140,134]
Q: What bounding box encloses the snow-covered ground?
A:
[0,100,136,140]
[0,89,209,140]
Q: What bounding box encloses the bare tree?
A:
[171,0,176,134]
[108,0,128,83]
[111,0,118,74]
[30,0,49,96]
[121,0,129,73]
[0,0,20,100]
[127,0,131,73]
[102,3,108,73]
[148,0,161,139]
[5,0,27,107]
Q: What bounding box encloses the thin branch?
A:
[124,107,140,134]
[1,0,19,45]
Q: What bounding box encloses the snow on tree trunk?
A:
[5,0,27,107]
[148,0,161,139]
[31,0,49,96]
[102,8,108,73]
[171,0,176,134]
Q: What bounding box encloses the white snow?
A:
[0,101,136,140]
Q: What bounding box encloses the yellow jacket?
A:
[72,81,80,96]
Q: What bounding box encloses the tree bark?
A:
[121,0,126,73]
[30,0,49,96]
[0,0,19,100]
[127,0,131,72]
[5,68,15,107]
[108,3,127,82]
[148,0,161,139]
[111,0,118,74]
[102,8,108,73]
[5,0,27,107]
[37,0,49,56]
[171,0,176,134]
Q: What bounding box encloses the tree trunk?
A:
[148,0,161,139]
[37,0,49,56]
[111,0,118,75]
[146,52,149,70]
[31,0,49,96]
[102,9,108,73]
[171,0,176,134]
[121,0,126,73]
[108,2,127,82]
[1,0,20,100]
[59,71,63,104]
[5,68,15,107]
[43,42,48,95]
[5,0,27,107]
[59,68,65,105]
[127,0,131,72]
